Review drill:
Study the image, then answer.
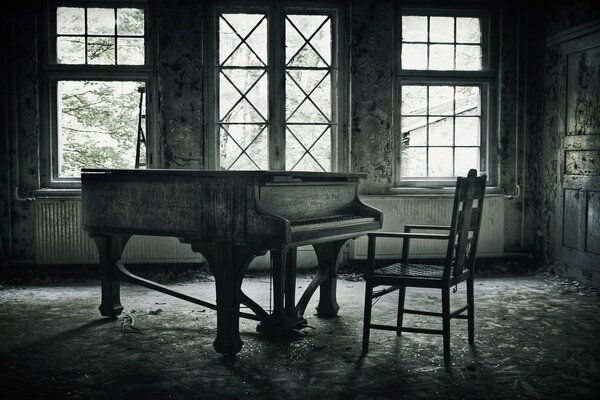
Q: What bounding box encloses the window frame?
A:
[205,1,349,172]
[394,5,499,187]
[41,0,154,189]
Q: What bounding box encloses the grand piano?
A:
[81,169,382,354]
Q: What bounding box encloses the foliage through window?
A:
[397,10,492,185]
[47,3,149,183]
[215,6,337,171]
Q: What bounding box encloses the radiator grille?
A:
[352,195,504,259]
[35,197,203,264]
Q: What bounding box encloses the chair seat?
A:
[374,262,446,279]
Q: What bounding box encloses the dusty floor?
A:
[1,265,599,400]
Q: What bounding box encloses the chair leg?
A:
[467,274,475,345]
[396,286,406,336]
[362,280,373,353]
[442,287,451,363]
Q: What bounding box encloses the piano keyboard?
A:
[291,215,376,232]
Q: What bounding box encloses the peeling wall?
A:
[350,0,394,194]
[3,0,39,260]
[157,0,204,169]
[2,0,595,268]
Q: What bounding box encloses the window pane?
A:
[286,15,330,67]
[220,14,267,67]
[400,147,426,177]
[429,17,454,43]
[57,81,143,177]
[117,8,145,35]
[286,70,330,123]
[88,37,115,64]
[401,117,427,146]
[456,45,482,70]
[456,17,480,43]
[455,86,480,116]
[88,8,115,35]
[220,124,268,170]
[117,38,145,64]
[402,43,427,69]
[402,16,427,42]
[57,8,84,34]
[287,125,330,171]
[429,117,453,146]
[428,147,453,177]
[429,44,454,70]
[220,69,268,122]
[455,117,480,146]
[401,85,427,116]
[57,36,85,64]
[455,147,479,176]
[428,86,454,115]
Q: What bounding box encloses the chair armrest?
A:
[367,231,450,240]
[404,224,451,231]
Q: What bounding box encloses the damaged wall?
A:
[2,0,593,270]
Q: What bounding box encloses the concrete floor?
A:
[1,266,599,400]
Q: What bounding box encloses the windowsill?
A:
[34,188,82,198]
[374,186,504,197]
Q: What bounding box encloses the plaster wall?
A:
[1,0,583,268]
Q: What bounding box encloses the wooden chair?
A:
[362,169,486,363]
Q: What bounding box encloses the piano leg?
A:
[196,244,255,355]
[313,240,346,317]
[92,234,130,318]
[256,248,307,334]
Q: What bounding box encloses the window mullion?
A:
[270,4,286,170]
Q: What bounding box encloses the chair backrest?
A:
[444,169,486,280]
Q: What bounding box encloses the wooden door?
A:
[551,22,600,284]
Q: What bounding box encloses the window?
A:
[209,3,345,171]
[396,9,496,186]
[44,2,151,186]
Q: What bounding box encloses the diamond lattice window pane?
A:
[57,8,85,34]
[286,15,330,67]
[286,70,330,122]
[220,14,267,66]
[220,70,267,122]
[220,124,268,170]
[286,125,330,171]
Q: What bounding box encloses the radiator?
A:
[35,197,204,264]
[352,194,504,259]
